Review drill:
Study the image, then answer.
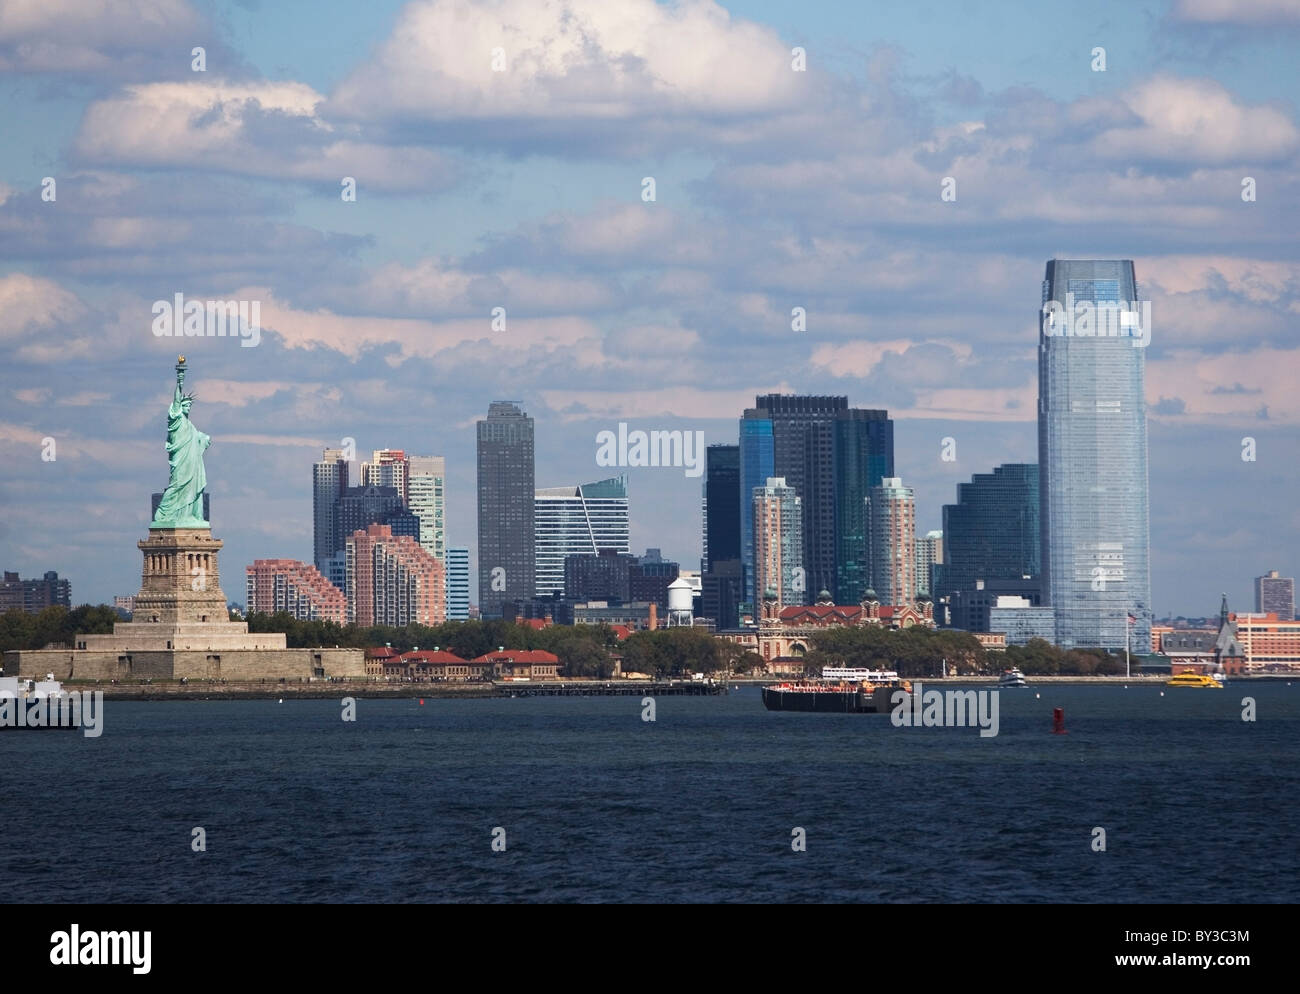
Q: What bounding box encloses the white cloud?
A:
[1089,76,1298,165]
[75,81,458,190]
[0,0,212,76]
[0,272,87,340]
[1170,0,1300,25]
[331,0,804,130]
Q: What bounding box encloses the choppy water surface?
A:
[4,683,1297,902]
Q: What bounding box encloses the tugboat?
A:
[761,667,911,713]
[996,667,1029,688]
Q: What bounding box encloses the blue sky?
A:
[1,0,1298,615]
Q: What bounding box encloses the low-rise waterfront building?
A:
[715,588,935,672]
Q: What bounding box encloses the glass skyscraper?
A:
[703,444,740,573]
[477,401,535,617]
[938,463,1040,601]
[832,408,894,603]
[752,395,845,600]
[534,476,630,597]
[737,415,774,605]
[407,455,446,563]
[312,448,348,575]
[445,547,470,621]
[1038,259,1151,650]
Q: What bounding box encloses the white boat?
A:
[996,668,1029,688]
[0,673,77,730]
[0,672,64,699]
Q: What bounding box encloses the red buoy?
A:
[1052,706,1067,734]
[419,699,425,706]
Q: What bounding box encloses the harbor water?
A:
[3,683,1296,902]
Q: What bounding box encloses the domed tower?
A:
[762,587,781,622]
[916,592,933,621]
[861,587,880,622]
[816,588,834,607]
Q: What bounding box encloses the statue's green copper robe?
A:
[152,370,210,527]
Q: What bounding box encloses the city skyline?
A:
[2,1,1296,620]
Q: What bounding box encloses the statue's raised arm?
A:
[170,363,185,415]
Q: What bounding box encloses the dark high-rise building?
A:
[0,570,71,613]
[832,408,894,603]
[741,396,893,605]
[702,559,744,629]
[703,444,740,572]
[737,415,774,605]
[565,548,634,603]
[477,401,535,617]
[1255,570,1295,621]
[1039,259,1151,649]
[312,448,349,574]
[335,486,420,553]
[751,395,844,600]
[703,443,742,627]
[938,464,1040,610]
[631,554,679,610]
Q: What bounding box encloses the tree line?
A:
[0,605,119,654]
[804,628,1134,677]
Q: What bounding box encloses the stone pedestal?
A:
[133,527,229,625]
[80,527,287,652]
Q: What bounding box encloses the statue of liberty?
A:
[151,356,211,528]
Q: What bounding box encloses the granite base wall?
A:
[2,647,366,681]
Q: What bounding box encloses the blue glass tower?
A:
[1038,259,1151,650]
[738,415,774,606]
[832,408,894,603]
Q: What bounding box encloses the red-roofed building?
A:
[518,618,551,631]
[471,648,562,680]
[716,589,935,675]
[401,648,485,681]
[364,646,402,678]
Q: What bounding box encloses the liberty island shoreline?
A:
[41,672,1289,701]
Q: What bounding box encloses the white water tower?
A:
[666,577,694,628]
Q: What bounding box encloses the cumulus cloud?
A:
[0,0,231,79]
[0,272,87,340]
[74,81,460,190]
[1087,76,1299,165]
[329,0,810,151]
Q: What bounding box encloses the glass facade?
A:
[938,464,1040,601]
[832,408,894,603]
[754,395,845,601]
[703,445,740,572]
[1039,259,1151,649]
[445,547,470,620]
[477,401,535,617]
[534,476,630,597]
[407,455,446,563]
[738,415,774,605]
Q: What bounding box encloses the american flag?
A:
[1127,613,1137,625]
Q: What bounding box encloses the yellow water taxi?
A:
[1166,672,1223,689]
